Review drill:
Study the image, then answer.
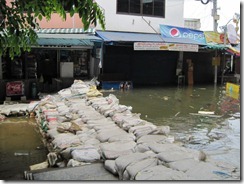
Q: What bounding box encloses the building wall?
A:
[37,14,84,29]
[95,0,185,33]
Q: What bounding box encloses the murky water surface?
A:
[0,84,240,180]
[104,84,241,177]
[0,117,48,180]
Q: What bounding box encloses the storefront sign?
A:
[134,42,198,52]
[204,31,227,44]
[6,81,24,96]
[160,25,206,45]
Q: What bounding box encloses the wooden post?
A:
[187,59,194,85]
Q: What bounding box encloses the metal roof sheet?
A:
[96,31,206,45]
[35,33,101,47]
[96,31,164,42]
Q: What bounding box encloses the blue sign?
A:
[160,24,207,45]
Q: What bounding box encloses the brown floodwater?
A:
[0,117,48,180]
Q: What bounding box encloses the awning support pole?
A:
[214,50,218,84]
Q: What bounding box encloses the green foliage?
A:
[0,0,105,59]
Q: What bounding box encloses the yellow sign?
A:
[226,82,240,99]
[204,31,228,44]
[212,56,220,66]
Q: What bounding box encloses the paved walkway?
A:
[25,163,118,180]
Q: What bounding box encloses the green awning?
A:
[202,43,226,50]
[34,28,101,47]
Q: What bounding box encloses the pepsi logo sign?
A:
[170,28,180,37]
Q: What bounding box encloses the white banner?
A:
[134,42,199,52]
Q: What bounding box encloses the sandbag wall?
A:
[34,80,236,180]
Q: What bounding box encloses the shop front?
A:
[0,28,102,102]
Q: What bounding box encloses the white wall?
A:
[95,0,184,33]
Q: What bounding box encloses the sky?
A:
[184,0,241,33]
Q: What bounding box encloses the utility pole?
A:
[212,0,219,84]
[212,0,218,32]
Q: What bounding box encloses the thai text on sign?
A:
[134,42,198,52]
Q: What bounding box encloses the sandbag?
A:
[135,165,190,180]
[114,152,150,179]
[52,133,81,150]
[125,157,158,180]
[100,141,136,160]
[96,128,128,142]
[104,160,117,175]
[71,148,101,162]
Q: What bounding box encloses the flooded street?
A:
[0,117,48,180]
[0,84,240,180]
[103,84,241,178]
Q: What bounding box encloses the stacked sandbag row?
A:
[85,94,234,180]
[33,80,236,180]
[0,103,29,116]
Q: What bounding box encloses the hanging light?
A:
[201,0,210,4]
[195,0,211,5]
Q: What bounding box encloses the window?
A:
[117,0,165,17]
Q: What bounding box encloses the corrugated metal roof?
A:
[96,31,205,45]
[36,28,96,34]
[96,31,164,42]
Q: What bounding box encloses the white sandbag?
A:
[112,112,134,126]
[67,159,90,167]
[114,152,150,179]
[46,128,60,139]
[152,125,170,135]
[108,133,136,143]
[96,128,128,142]
[86,118,114,125]
[71,148,100,162]
[157,150,194,163]
[134,143,151,153]
[58,88,72,98]
[52,133,81,150]
[149,143,183,154]
[47,121,59,129]
[57,116,68,123]
[83,138,100,146]
[135,165,190,180]
[128,123,157,134]
[136,134,168,144]
[125,157,158,180]
[91,123,118,131]
[104,160,117,175]
[100,141,137,160]
[121,117,145,130]
[131,124,157,139]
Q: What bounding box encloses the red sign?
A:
[6,81,24,96]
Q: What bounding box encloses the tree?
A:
[0,0,106,59]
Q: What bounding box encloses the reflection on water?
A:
[104,84,240,177]
[107,85,239,127]
[0,117,48,180]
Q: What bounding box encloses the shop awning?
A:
[36,28,96,34]
[34,28,101,47]
[36,34,101,47]
[96,31,164,43]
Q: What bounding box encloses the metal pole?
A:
[221,27,227,85]
[213,0,218,32]
[213,0,218,84]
